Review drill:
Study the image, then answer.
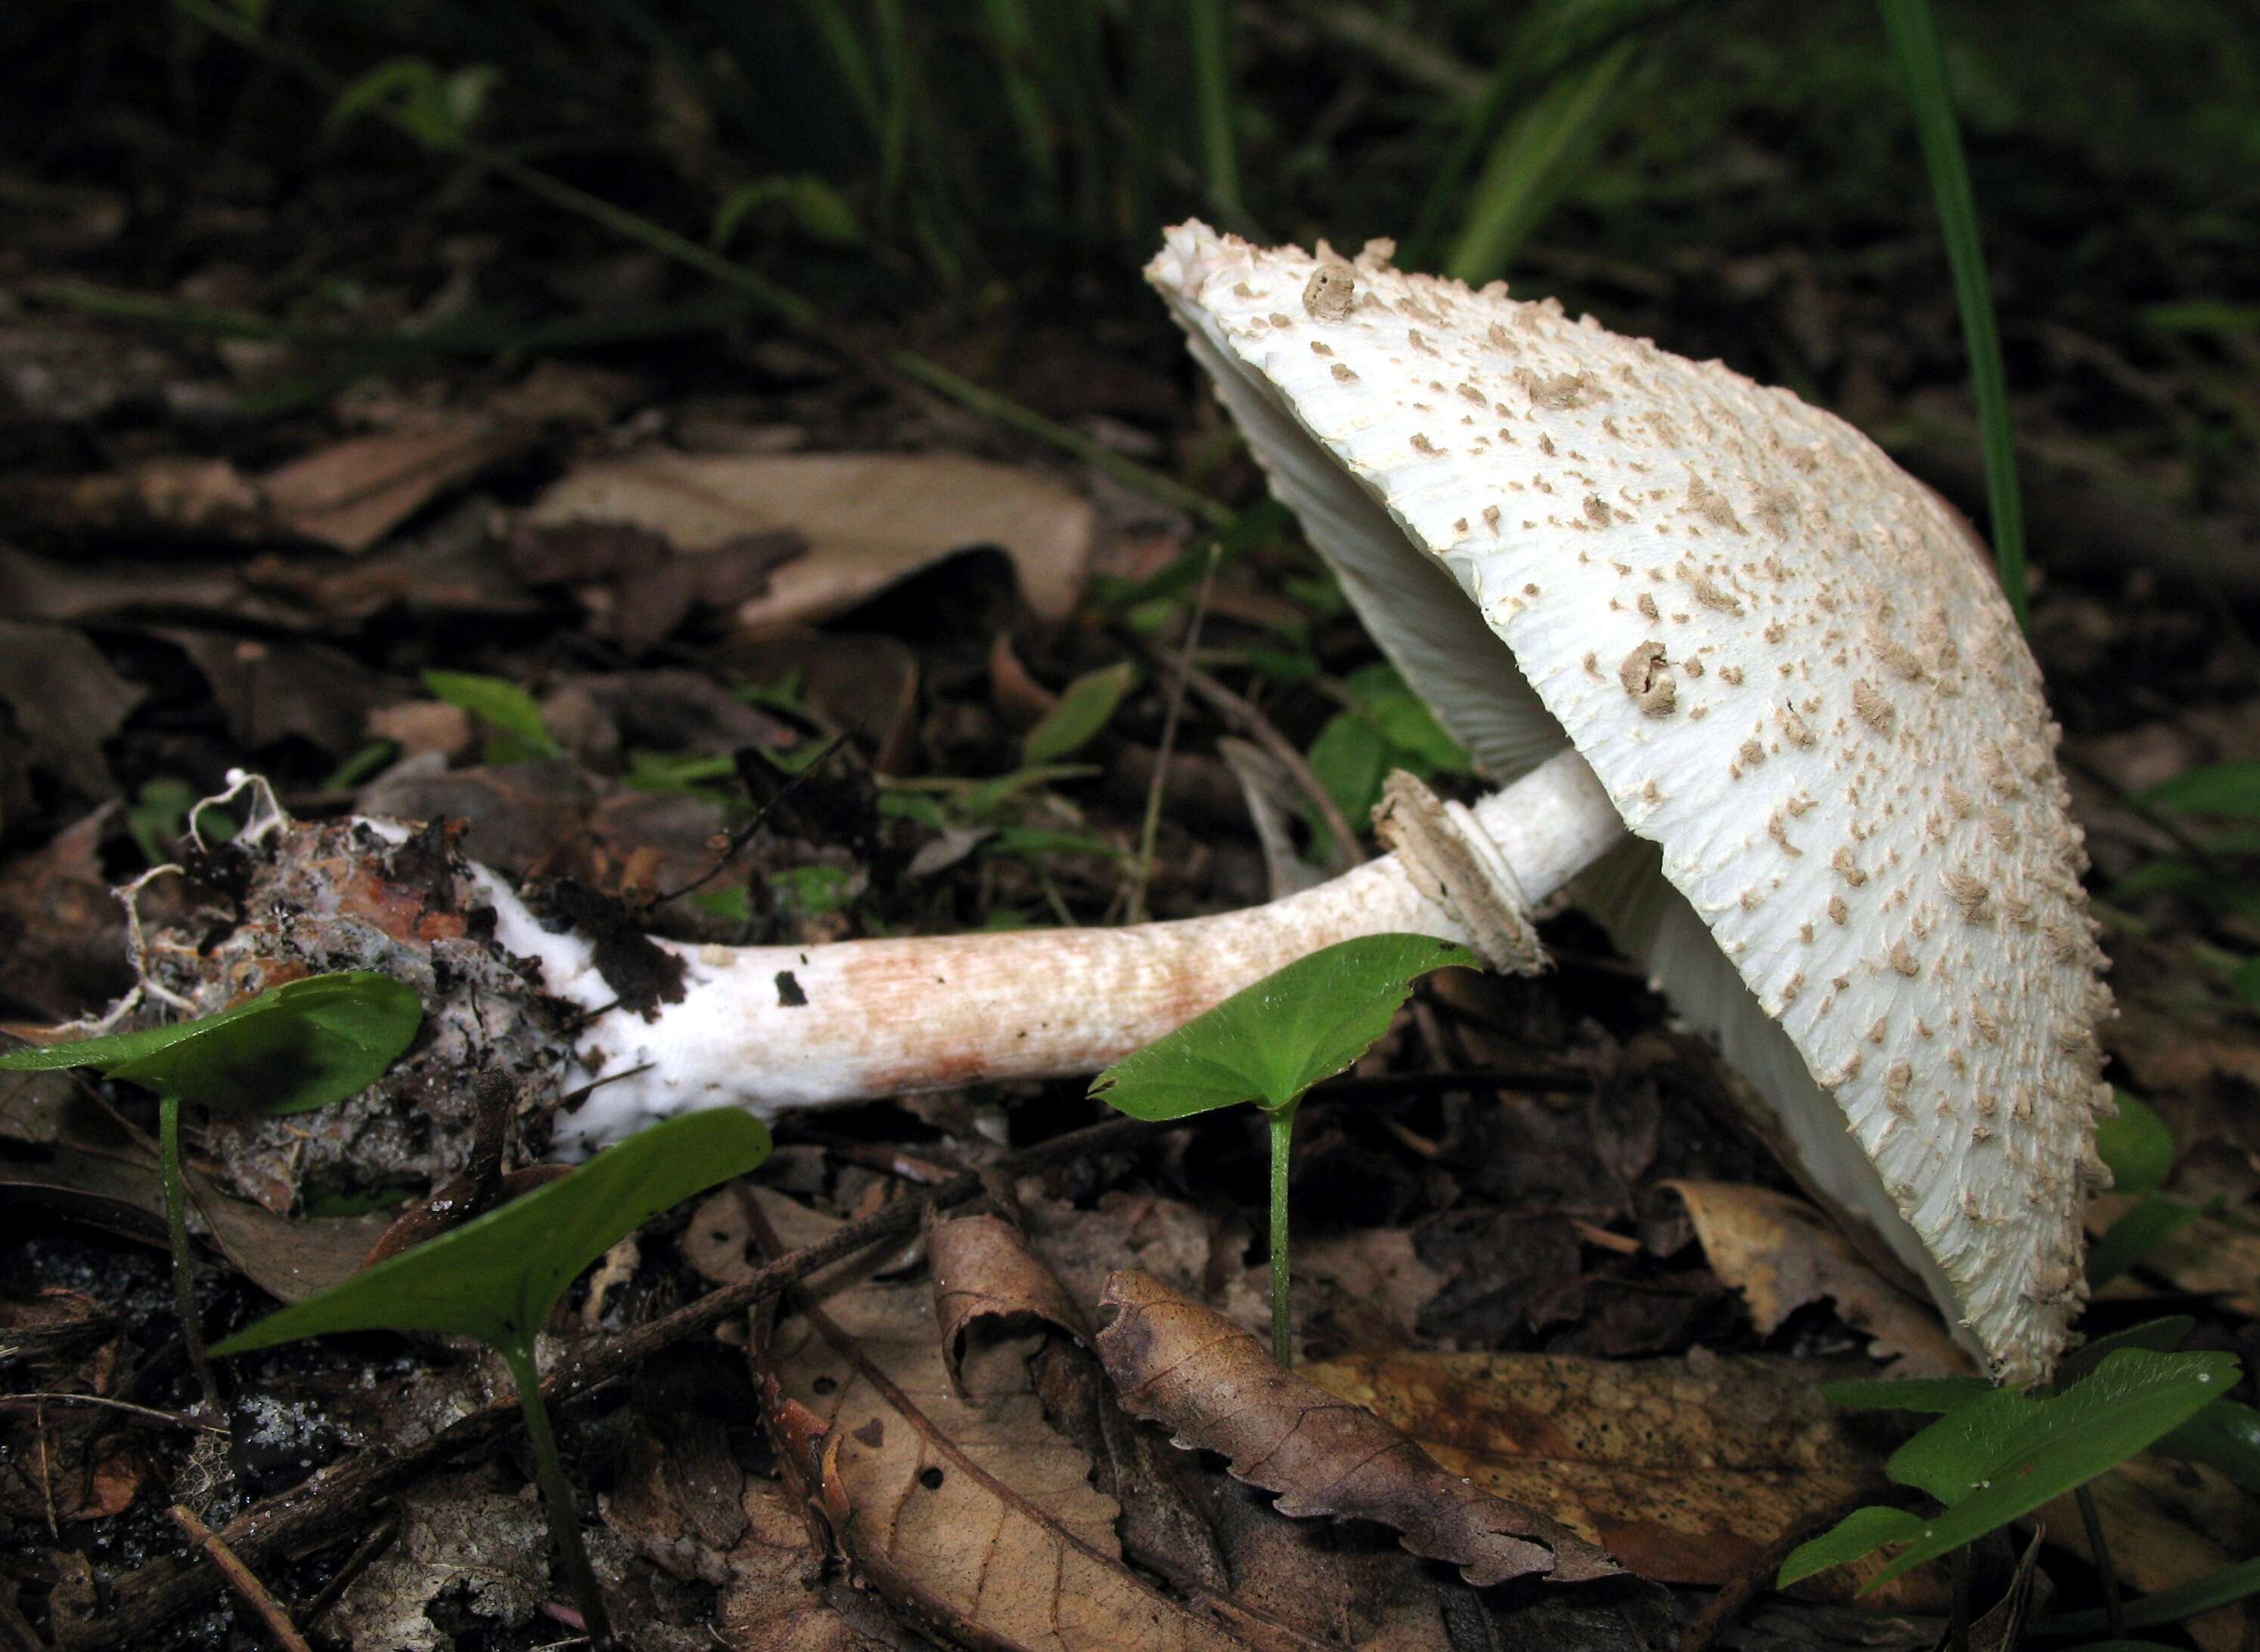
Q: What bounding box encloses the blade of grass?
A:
[1442,38,1638,286]
[1877,0,2029,626]
[169,0,1230,529]
[1406,0,1678,274]
[1186,0,1243,223]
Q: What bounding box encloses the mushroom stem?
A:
[525,749,1624,1151]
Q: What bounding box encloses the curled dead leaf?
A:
[928,1208,1091,1397]
[1094,1271,1618,1587]
[755,1201,1248,1650]
[1666,1181,1969,1375]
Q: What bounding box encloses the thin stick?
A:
[296,1507,400,1626]
[2075,1483,2128,1640]
[166,1504,313,1652]
[1135,640,1364,862]
[0,1394,224,1434]
[1126,544,1222,925]
[75,1112,1169,1650]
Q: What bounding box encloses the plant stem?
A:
[2075,1483,2128,1639]
[159,1095,223,1417]
[1948,1542,1971,1652]
[1266,1103,1297,1368]
[501,1339,613,1650]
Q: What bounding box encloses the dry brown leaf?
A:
[331,1469,551,1651]
[2028,1455,2260,1652]
[1296,1346,1939,1605]
[0,806,130,1021]
[1666,1181,1970,1374]
[525,450,1093,632]
[759,1208,1249,1650]
[929,1209,1091,1396]
[2086,1193,2260,1316]
[0,620,143,800]
[1095,1271,1617,1587]
[715,1475,900,1651]
[264,422,540,552]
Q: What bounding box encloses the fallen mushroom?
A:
[110,225,2108,1384]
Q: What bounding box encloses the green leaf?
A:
[711,175,863,248]
[2153,1398,2260,1498]
[1090,935,1477,1121]
[1023,663,1138,765]
[2085,1194,2201,1288]
[2094,1092,2175,1196]
[2139,760,2260,818]
[1867,1349,2239,1587]
[1343,663,1470,773]
[1821,1376,1994,1413]
[1306,710,1392,836]
[1877,0,2027,626]
[213,1108,771,1356]
[2032,1555,2260,1638]
[0,973,421,1116]
[421,669,560,761]
[1776,1504,1926,1588]
[2048,1317,2194,1392]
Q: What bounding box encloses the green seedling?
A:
[422,668,561,765]
[0,973,423,1408]
[2085,1092,2199,1287]
[214,1106,774,1650]
[1091,934,1476,1365]
[1305,663,1470,862]
[1780,1346,2239,1592]
[328,57,498,151]
[1023,662,1139,765]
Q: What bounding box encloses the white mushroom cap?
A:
[1149,222,2113,1383]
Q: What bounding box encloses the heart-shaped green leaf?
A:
[1089,934,1477,1120]
[213,1107,771,1356]
[0,972,422,1116]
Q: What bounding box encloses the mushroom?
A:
[120,226,2109,1383]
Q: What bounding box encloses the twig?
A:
[1126,545,1222,924]
[1132,639,1364,863]
[166,1504,313,1652]
[0,1395,224,1434]
[1678,1486,1915,1652]
[72,1112,1168,1650]
[296,1506,401,1627]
